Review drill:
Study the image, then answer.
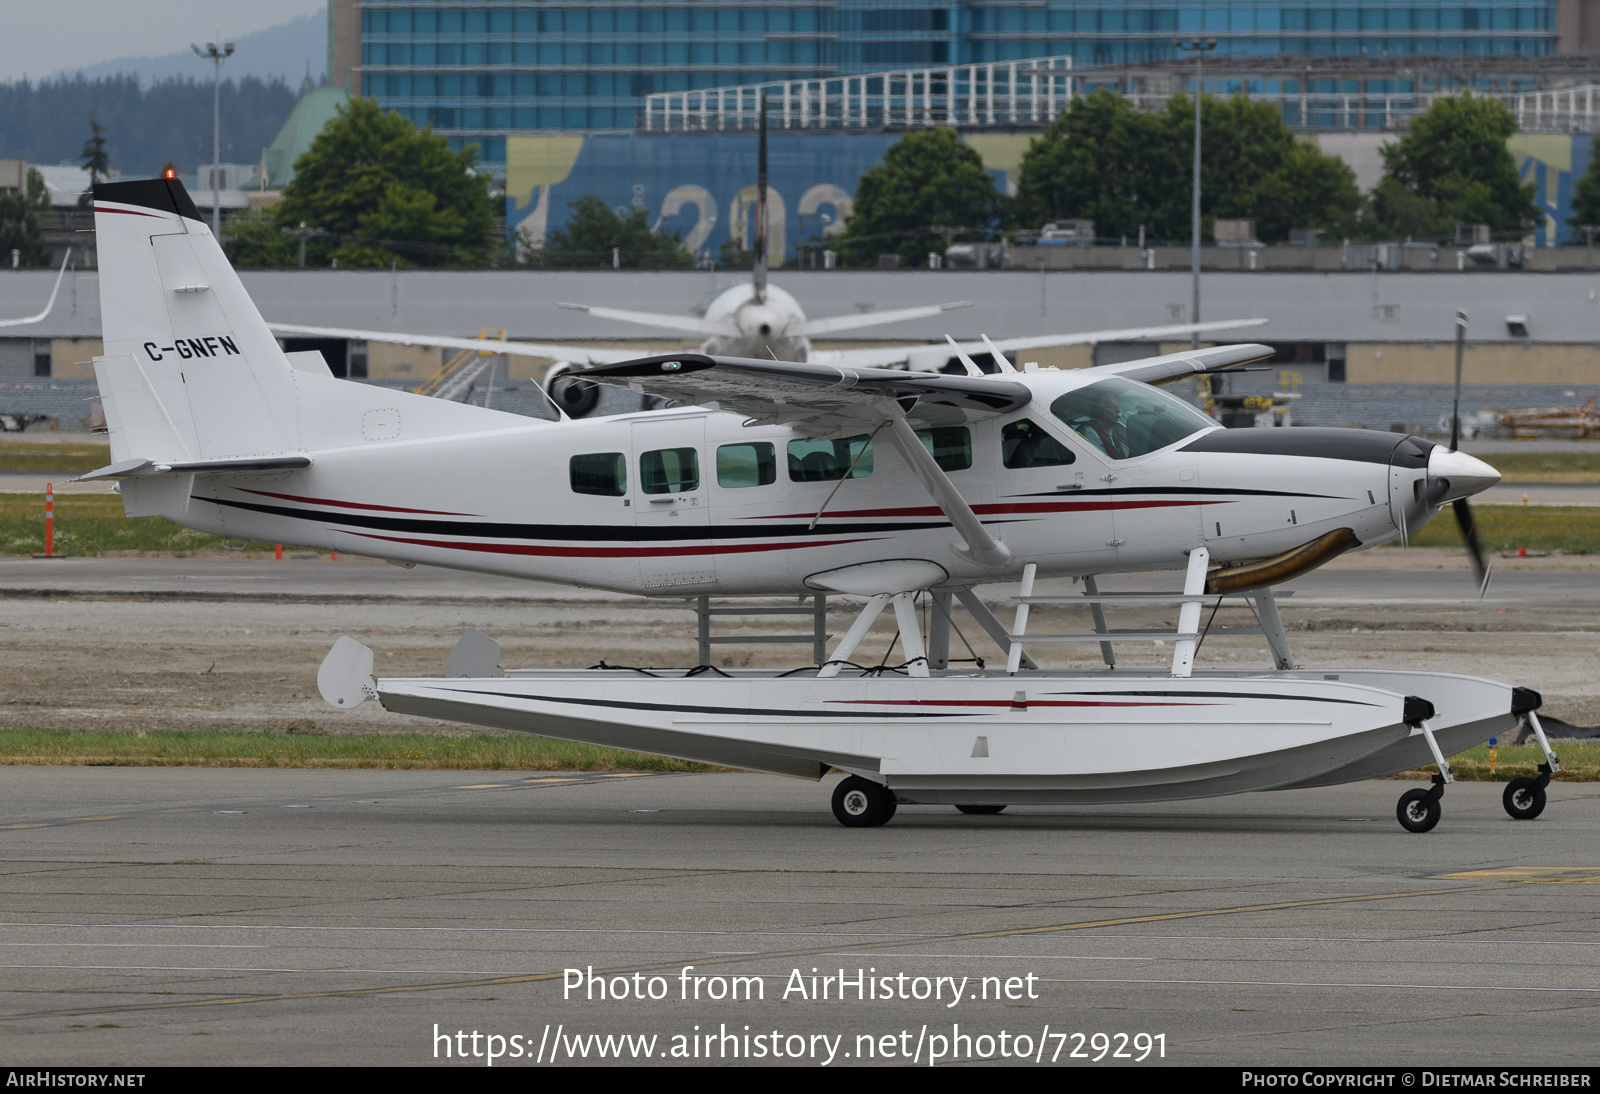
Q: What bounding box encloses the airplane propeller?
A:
[1445,309,1492,597]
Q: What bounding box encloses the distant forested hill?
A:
[0,75,300,177]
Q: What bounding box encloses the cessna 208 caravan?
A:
[85,176,1562,834]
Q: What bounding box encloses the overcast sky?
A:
[0,0,326,83]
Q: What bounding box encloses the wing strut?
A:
[882,412,1011,570]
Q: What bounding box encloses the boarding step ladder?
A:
[1005,548,1297,678]
[691,594,830,667]
[414,328,506,402]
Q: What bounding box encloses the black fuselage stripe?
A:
[212,496,974,543]
[1008,487,1349,500]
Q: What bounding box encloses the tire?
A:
[831,776,897,828]
[1502,777,1546,820]
[955,805,1007,815]
[1396,788,1441,833]
[549,374,602,418]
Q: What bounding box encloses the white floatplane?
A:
[85,176,1562,833]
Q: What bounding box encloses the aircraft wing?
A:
[265,323,643,365]
[1091,342,1277,384]
[557,302,738,338]
[0,253,69,328]
[821,317,1270,370]
[794,300,971,337]
[575,352,1031,430]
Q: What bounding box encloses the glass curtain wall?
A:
[359,2,1557,172]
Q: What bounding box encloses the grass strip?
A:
[1384,505,1600,554]
[0,729,709,772]
[0,494,275,555]
[1388,741,1600,782]
[0,442,112,474]
[1479,451,1600,483]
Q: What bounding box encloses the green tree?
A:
[841,128,1003,267]
[76,114,111,210]
[1192,95,1359,243]
[227,98,494,267]
[537,196,694,268]
[0,167,53,266]
[1012,89,1358,244]
[1011,88,1179,241]
[219,208,298,266]
[1367,93,1538,239]
[1568,141,1600,241]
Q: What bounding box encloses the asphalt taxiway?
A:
[2,767,1597,1067]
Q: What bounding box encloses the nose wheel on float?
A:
[1395,707,1563,833]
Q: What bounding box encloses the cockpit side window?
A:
[570,452,627,496]
[1001,418,1076,469]
[1050,377,1215,460]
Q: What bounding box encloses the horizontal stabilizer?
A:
[795,300,970,337]
[77,454,311,481]
[266,323,642,365]
[557,302,738,338]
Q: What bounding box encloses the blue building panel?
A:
[508,131,933,262]
[506,129,1592,255]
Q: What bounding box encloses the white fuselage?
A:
[697,282,811,362]
[170,368,1439,598]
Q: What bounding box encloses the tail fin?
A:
[93,177,298,464]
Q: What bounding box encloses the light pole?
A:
[1174,37,1216,350]
[192,36,235,238]
[281,222,329,267]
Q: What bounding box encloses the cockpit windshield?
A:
[1050,377,1217,460]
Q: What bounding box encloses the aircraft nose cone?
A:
[740,306,782,339]
[1428,446,1501,503]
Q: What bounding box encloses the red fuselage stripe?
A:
[240,488,475,516]
[93,206,166,218]
[348,532,874,558]
[752,499,1210,520]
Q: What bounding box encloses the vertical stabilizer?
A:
[92,177,299,461]
[752,92,768,304]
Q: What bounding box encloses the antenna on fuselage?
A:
[945,334,984,377]
[753,91,768,306]
[980,333,1018,374]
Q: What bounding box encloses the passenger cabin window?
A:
[570,452,627,496]
[640,447,699,494]
[1050,377,1215,460]
[716,442,776,488]
[916,426,971,472]
[1002,419,1076,469]
[787,435,874,482]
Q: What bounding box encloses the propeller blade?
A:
[1450,309,1467,451]
[1453,497,1492,598]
